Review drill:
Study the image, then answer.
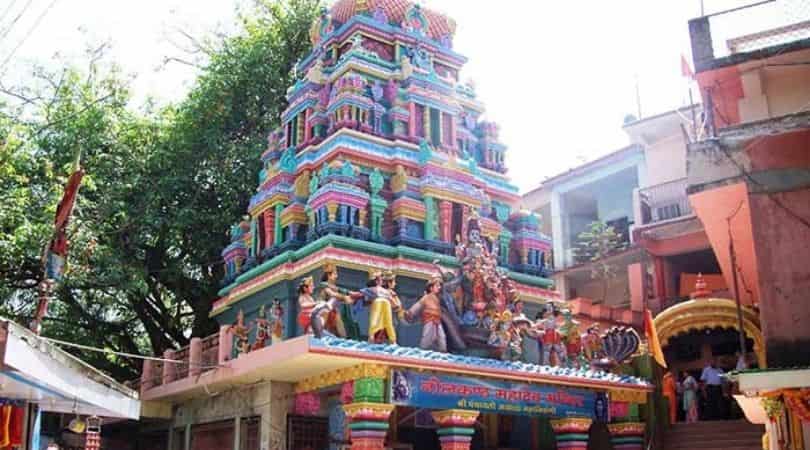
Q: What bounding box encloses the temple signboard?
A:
[389,369,598,418]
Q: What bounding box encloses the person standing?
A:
[682,371,699,423]
[662,371,678,424]
[701,358,725,420]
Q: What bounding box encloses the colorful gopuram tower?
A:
[214,0,556,337]
[139,4,654,450]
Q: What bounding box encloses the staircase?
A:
[664,420,764,450]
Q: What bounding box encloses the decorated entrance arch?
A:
[653,297,765,368]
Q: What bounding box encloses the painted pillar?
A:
[431,409,480,450]
[359,208,368,228]
[550,190,566,269]
[460,205,470,241]
[343,402,394,450]
[264,209,275,250]
[424,196,438,241]
[188,337,202,377]
[439,200,452,243]
[408,103,416,139]
[141,359,155,392]
[274,203,285,246]
[499,230,512,265]
[162,349,176,385]
[327,202,339,222]
[549,417,592,450]
[232,415,241,450]
[344,369,392,450]
[424,107,431,143]
[449,115,457,152]
[654,256,666,300]
[218,324,231,364]
[250,218,259,257]
[607,422,645,450]
[304,108,312,143]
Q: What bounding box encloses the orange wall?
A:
[747,187,810,366]
[688,182,760,306]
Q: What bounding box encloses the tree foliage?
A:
[574,221,626,303]
[0,0,321,380]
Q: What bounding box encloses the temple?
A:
[138,2,656,449]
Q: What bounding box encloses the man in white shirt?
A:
[701,358,724,420]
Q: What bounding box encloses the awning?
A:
[0,318,140,419]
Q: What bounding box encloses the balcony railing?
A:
[639,178,692,225]
[141,331,221,394]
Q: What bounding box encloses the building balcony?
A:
[141,332,221,393]
[638,178,692,226]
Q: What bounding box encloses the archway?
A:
[653,298,765,368]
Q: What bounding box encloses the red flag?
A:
[681,54,695,79]
[47,168,84,259]
[32,162,84,332]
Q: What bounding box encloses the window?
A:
[287,415,329,450]
[656,203,682,221]
[429,108,441,146]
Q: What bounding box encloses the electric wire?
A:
[0,0,19,24]
[0,0,32,40]
[0,0,58,73]
[37,334,225,369]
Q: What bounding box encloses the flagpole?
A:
[30,149,84,334]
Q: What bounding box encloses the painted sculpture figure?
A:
[252,305,271,351]
[310,263,355,338]
[405,277,446,352]
[354,271,403,344]
[269,298,284,344]
[539,306,567,366]
[297,277,317,334]
[230,309,251,358]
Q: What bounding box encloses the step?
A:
[666,447,761,450]
[664,434,763,443]
[665,439,763,449]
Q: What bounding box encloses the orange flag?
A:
[644,309,667,368]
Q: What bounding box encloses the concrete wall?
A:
[748,188,810,367]
[737,49,810,123]
[567,273,631,308]
[643,135,687,188]
[171,381,293,450]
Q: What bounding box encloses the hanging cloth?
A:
[8,405,24,446]
[0,404,11,447]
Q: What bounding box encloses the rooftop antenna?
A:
[634,73,642,119]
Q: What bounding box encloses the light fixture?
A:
[67,398,86,434]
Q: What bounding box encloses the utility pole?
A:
[728,206,748,369]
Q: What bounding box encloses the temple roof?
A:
[330,0,456,40]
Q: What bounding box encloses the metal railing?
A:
[639,178,692,225]
[698,0,810,59]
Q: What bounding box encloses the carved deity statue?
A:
[352,270,403,344]
[297,277,317,334]
[269,299,284,344]
[231,309,251,358]
[252,305,270,350]
[294,170,311,199]
[390,164,408,193]
[538,306,567,366]
[310,263,356,338]
[405,277,446,352]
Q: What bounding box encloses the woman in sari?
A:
[682,371,699,423]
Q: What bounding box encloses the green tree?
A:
[0,0,321,380]
[574,221,626,303]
